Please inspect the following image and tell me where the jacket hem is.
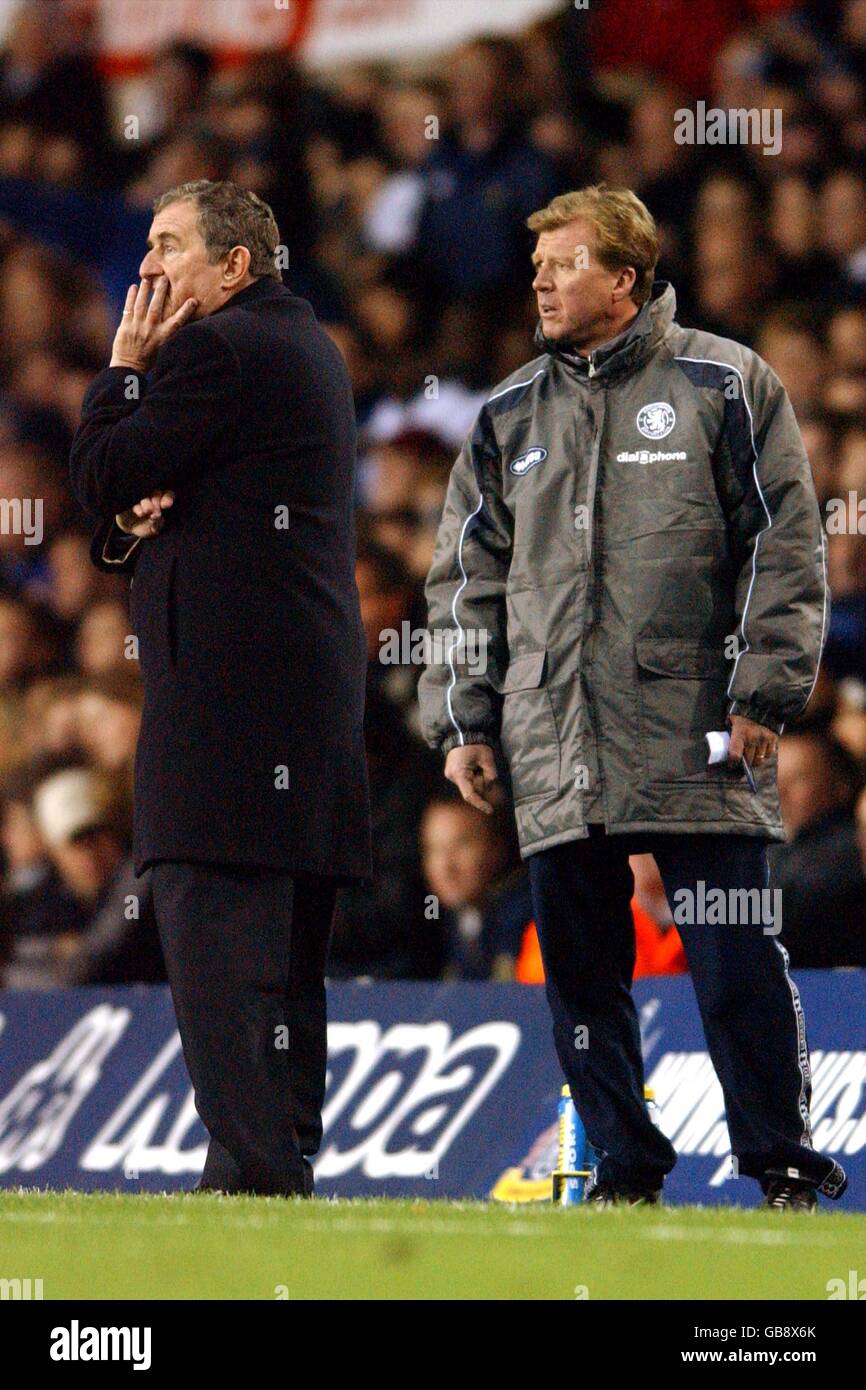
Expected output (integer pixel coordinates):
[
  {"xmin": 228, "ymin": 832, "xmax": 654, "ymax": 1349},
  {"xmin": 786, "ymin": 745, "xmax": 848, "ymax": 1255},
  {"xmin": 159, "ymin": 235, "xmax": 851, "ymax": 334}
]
[{"xmin": 520, "ymin": 817, "xmax": 783, "ymax": 858}]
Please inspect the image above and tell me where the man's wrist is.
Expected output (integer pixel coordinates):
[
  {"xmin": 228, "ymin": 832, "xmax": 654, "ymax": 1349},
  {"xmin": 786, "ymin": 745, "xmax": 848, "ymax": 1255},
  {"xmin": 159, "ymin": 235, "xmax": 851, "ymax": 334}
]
[
  {"xmin": 727, "ymin": 701, "xmax": 784, "ymax": 736},
  {"xmin": 109, "ymin": 357, "xmax": 148, "ymax": 372},
  {"xmin": 441, "ymin": 732, "xmax": 497, "ymax": 756},
  {"xmin": 102, "ymin": 528, "xmax": 141, "ymax": 564}
]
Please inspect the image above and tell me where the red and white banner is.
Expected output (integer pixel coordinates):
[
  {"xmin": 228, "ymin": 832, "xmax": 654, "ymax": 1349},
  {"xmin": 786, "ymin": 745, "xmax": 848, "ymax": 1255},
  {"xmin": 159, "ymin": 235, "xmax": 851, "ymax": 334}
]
[
  {"xmin": 299, "ymin": 0, "xmax": 563, "ymax": 67},
  {"xmin": 0, "ymin": 0, "xmax": 562, "ymax": 72}
]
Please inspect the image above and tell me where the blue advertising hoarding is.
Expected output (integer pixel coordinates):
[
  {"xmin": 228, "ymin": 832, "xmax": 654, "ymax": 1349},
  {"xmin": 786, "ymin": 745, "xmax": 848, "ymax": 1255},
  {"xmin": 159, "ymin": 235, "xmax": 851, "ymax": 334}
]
[{"xmin": 0, "ymin": 975, "xmax": 864, "ymax": 1206}]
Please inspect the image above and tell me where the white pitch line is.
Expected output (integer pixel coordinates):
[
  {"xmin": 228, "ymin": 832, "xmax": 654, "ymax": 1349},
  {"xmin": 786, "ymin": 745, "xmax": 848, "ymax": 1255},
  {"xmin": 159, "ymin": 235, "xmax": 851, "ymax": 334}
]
[{"xmin": 643, "ymin": 1224, "xmax": 848, "ymax": 1248}]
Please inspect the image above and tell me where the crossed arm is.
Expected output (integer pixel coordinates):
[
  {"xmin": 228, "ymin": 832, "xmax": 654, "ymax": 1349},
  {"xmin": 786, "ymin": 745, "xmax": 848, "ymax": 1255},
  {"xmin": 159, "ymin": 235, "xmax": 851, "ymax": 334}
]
[{"xmin": 72, "ymin": 277, "xmax": 240, "ymax": 570}]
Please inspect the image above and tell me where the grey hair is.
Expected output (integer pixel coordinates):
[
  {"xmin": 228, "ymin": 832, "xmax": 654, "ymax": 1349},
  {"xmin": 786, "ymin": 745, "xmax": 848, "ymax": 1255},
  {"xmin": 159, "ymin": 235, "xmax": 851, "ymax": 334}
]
[{"xmin": 152, "ymin": 180, "xmax": 282, "ymax": 281}]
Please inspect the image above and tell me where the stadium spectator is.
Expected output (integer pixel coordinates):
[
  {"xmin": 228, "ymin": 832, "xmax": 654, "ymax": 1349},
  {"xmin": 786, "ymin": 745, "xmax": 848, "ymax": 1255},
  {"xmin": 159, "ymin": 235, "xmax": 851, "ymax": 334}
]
[
  {"xmin": 74, "ymin": 598, "xmax": 132, "ymax": 677},
  {"xmin": 819, "ymin": 166, "xmax": 866, "ymax": 293},
  {"xmin": 833, "ymin": 677, "xmax": 866, "ymax": 761},
  {"xmin": 420, "ymin": 790, "xmax": 532, "ymax": 980},
  {"xmin": 73, "ymin": 672, "xmax": 142, "ymax": 777},
  {"xmin": 629, "ymin": 855, "xmax": 689, "ymax": 979},
  {"xmin": 356, "ymin": 539, "xmax": 422, "ymax": 737},
  {"xmin": 361, "ymin": 429, "xmax": 454, "ymax": 580},
  {"xmin": 0, "ymin": 760, "xmax": 85, "ymax": 983},
  {"xmin": 2, "ymin": 759, "xmax": 163, "ymax": 987},
  {"xmin": 828, "ymin": 304, "xmax": 866, "ymax": 372},
  {"xmin": 327, "ymin": 689, "xmax": 442, "ymax": 980},
  {"xmin": 125, "ymin": 41, "xmax": 214, "ymax": 167},
  {"xmin": 693, "ymin": 227, "xmax": 775, "ymax": 346},
  {"xmin": 18, "ymin": 673, "xmax": 84, "ymax": 762},
  {"xmin": 362, "ymin": 78, "xmax": 445, "ymax": 255},
  {"xmin": 768, "ymin": 175, "xmax": 844, "ymax": 305},
  {"xmin": 798, "ymin": 411, "xmax": 841, "ymax": 510},
  {"xmin": 771, "ymin": 731, "xmax": 866, "ymax": 967},
  {"xmin": 755, "ymin": 310, "xmax": 828, "ymax": 414},
  {"xmin": 8, "ymin": 342, "xmax": 106, "ymax": 434},
  {"xmin": 35, "ymin": 529, "xmax": 119, "ymax": 628},
  {"xmin": 483, "ymin": 853, "xmax": 688, "ymax": 987},
  {"xmin": 0, "ymin": 0, "xmax": 110, "ymax": 180},
  {"xmin": 823, "ymin": 429, "xmax": 866, "ymax": 683},
  {"xmin": 124, "ymin": 126, "xmax": 231, "ymax": 214},
  {"xmin": 409, "ymin": 36, "xmax": 562, "ymax": 313},
  {"xmin": 0, "ymin": 592, "xmax": 58, "ymax": 687}
]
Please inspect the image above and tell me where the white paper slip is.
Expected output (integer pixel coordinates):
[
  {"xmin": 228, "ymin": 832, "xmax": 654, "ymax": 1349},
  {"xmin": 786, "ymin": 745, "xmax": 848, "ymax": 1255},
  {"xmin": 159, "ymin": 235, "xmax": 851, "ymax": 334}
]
[{"xmin": 705, "ymin": 730, "xmax": 731, "ymax": 765}]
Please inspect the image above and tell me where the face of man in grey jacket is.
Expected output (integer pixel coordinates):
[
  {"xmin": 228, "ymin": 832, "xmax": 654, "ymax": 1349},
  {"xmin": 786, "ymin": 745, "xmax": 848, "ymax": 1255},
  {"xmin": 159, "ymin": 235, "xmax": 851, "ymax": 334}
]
[{"xmin": 531, "ymin": 218, "xmax": 639, "ymax": 353}]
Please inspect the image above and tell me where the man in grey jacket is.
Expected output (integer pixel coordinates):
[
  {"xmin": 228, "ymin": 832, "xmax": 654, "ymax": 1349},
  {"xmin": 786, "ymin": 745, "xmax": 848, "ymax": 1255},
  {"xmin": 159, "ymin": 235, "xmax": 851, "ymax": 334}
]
[{"xmin": 420, "ymin": 185, "xmax": 847, "ymax": 1209}]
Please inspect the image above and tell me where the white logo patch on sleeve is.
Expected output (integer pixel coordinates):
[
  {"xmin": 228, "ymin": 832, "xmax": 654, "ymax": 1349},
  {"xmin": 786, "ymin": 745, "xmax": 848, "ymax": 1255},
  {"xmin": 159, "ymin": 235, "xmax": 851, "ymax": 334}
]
[{"xmin": 509, "ymin": 447, "xmax": 548, "ymax": 476}]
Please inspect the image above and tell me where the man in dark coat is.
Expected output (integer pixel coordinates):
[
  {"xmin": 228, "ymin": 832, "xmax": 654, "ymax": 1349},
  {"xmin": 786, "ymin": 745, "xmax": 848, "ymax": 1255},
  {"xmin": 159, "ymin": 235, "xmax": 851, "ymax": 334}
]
[{"xmin": 69, "ymin": 180, "xmax": 371, "ymax": 1196}]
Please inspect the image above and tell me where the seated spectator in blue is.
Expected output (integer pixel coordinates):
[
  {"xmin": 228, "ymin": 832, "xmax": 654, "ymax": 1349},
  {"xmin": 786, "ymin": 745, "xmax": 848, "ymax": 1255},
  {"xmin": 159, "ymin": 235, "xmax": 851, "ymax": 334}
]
[
  {"xmin": 410, "ymin": 36, "xmax": 562, "ymax": 309},
  {"xmin": 823, "ymin": 424, "xmax": 866, "ymax": 682}
]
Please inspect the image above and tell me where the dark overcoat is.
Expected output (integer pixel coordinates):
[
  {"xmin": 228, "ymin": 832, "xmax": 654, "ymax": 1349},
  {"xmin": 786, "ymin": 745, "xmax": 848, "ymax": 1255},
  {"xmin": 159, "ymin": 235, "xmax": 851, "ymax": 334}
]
[{"xmin": 70, "ymin": 277, "xmax": 372, "ymax": 881}]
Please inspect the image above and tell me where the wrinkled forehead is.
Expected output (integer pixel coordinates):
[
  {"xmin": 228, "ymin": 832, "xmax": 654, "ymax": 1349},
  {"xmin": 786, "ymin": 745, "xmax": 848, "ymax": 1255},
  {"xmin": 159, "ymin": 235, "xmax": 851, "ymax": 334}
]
[
  {"xmin": 532, "ymin": 220, "xmax": 597, "ymax": 265},
  {"xmin": 146, "ymin": 199, "xmax": 201, "ymax": 248}
]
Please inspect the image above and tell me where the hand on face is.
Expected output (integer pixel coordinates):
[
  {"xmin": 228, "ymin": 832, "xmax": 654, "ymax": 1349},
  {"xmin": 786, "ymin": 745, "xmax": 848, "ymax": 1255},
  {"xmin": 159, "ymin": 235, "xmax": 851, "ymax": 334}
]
[{"xmin": 109, "ymin": 275, "xmax": 197, "ymax": 373}]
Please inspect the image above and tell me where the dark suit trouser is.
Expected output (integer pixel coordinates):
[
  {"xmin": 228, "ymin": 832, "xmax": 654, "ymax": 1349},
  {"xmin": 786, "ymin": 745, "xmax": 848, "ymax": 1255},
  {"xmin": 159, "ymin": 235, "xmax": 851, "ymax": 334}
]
[
  {"xmin": 150, "ymin": 861, "xmax": 337, "ymax": 1196},
  {"xmin": 528, "ymin": 828, "xmax": 847, "ymax": 1200}
]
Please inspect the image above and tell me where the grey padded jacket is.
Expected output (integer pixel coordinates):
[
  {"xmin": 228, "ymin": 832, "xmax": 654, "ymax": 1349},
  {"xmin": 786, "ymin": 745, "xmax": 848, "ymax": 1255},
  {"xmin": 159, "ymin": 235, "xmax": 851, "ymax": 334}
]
[{"xmin": 418, "ymin": 282, "xmax": 827, "ymax": 855}]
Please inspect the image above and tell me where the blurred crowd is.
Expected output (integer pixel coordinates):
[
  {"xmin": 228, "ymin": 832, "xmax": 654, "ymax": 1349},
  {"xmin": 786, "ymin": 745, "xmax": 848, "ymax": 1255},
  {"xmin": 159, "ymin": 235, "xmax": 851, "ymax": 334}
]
[{"xmin": 1, "ymin": 0, "xmax": 865, "ymax": 988}]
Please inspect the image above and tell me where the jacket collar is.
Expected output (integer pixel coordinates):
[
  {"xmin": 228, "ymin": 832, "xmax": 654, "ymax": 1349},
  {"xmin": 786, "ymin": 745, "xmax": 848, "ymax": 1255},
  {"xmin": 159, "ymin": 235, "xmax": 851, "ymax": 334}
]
[
  {"xmin": 210, "ymin": 276, "xmax": 288, "ymax": 314},
  {"xmin": 534, "ymin": 280, "xmax": 677, "ymax": 382}
]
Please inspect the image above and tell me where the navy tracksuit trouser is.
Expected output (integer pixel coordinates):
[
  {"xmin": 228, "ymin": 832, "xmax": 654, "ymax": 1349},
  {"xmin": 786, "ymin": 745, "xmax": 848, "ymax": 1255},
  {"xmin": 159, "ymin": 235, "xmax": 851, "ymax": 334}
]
[{"xmin": 528, "ymin": 828, "xmax": 847, "ymax": 1199}]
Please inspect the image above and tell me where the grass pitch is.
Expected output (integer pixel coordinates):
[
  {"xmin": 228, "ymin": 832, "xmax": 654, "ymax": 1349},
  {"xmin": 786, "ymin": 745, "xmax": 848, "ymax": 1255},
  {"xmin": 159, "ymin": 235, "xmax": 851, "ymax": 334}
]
[{"xmin": 1, "ymin": 1190, "xmax": 863, "ymax": 1300}]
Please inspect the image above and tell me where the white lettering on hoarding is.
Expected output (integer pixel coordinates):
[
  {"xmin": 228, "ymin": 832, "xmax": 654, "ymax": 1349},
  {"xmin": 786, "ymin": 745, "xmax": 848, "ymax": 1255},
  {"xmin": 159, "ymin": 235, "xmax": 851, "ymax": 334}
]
[{"xmin": 0, "ymin": 1007, "xmax": 130, "ymax": 1172}]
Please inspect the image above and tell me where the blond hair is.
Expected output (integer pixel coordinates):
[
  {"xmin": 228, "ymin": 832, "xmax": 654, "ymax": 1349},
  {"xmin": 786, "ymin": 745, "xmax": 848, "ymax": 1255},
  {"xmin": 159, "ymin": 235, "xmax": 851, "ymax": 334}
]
[{"xmin": 527, "ymin": 185, "xmax": 660, "ymax": 305}]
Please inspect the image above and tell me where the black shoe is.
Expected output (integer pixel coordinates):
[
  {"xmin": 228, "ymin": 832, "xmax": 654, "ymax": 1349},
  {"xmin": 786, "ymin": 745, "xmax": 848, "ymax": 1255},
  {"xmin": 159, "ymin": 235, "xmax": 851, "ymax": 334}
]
[
  {"xmin": 760, "ymin": 1176, "xmax": 818, "ymax": 1212},
  {"xmin": 584, "ymin": 1182, "xmax": 662, "ymax": 1207},
  {"xmin": 192, "ymin": 1180, "xmax": 308, "ymax": 1197}
]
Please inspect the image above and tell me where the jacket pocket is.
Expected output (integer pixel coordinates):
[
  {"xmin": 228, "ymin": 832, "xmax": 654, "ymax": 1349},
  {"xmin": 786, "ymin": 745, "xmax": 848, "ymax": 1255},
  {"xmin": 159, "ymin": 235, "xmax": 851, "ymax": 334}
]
[
  {"xmin": 498, "ymin": 649, "xmax": 560, "ymax": 802},
  {"xmin": 635, "ymin": 638, "xmax": 731, "ymax": 783}
]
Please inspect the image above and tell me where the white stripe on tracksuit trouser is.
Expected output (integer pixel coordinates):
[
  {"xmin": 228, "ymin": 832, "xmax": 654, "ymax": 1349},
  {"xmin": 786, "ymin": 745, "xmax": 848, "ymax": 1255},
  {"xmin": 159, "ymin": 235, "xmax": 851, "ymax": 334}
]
[{"xmin": 528, "ymin": 828, "xmax": 848, "ymax": 1199}]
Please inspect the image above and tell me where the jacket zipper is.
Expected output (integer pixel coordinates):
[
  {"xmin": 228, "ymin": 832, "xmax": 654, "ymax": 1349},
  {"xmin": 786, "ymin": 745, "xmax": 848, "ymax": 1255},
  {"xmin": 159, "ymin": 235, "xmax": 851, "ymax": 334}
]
[{"xmin": 582, "ymin": 379, "xmax": 607, "ymax": 825}]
